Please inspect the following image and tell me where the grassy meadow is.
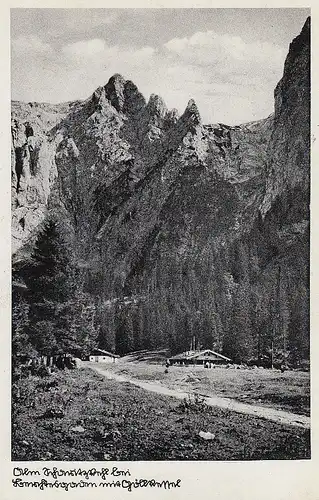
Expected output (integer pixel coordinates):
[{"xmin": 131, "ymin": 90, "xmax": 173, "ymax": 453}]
[{"xmin": 12, "ymin": 367, "xmax": 310, "ymax": 461}]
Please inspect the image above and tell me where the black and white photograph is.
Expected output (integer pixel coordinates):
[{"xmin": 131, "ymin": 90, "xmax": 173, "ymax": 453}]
[{"xmin": 11, "ymin": 8, "xmax": 310, "ymax": 463}]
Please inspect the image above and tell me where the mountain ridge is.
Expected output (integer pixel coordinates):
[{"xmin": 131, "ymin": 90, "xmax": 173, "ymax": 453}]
[{"xmin": 12, "ymin": 17, "xmax": 310, "ymax": 363}]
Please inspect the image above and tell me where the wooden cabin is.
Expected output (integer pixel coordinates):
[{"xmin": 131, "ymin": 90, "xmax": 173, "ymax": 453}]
[
  {"xmin": 169, "ymin": 349, "xmax": 231, "ymax": 366},
  {"xmin": 89, "ymin": 348, "xmax": 120, "ymax": 363}
]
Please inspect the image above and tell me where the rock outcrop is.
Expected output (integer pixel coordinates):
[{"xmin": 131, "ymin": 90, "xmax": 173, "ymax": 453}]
[{"xmin": 261, "ymin": 16, "xmax": 310, "ymax": 220}]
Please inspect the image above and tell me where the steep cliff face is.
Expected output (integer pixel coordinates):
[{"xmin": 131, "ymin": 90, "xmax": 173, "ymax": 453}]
[
  {"xmin": 261, "ymin": 16, "xmax": 310, "ymax": 226},
  {"xmin": 256, "ymin": 17, "xmax": 310, "ymax": 277},
  {"xmin": 11, "ymin": 100, "xmax": 80, "ymax": 254},
  {"xmin": 11, "ymin": 18, "xmax": 310, "ymax": 362}
]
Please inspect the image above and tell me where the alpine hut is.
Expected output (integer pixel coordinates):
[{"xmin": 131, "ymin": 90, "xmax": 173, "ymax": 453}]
[
  {"xmin": 169, "ymin": 349, "xmax": 231, "ymax": 366},
  {"xmin": 89, "ymin": 348, "xmax": 120, "ymax": 364}
]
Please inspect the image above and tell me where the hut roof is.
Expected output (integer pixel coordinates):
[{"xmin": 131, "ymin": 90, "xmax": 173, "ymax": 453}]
[
  {"xmin": 170, "ymin": 349, "xmax": 231, "ymax": 362},
  {"xmin": 91, "ymin": 348, "xmax": 120, "ymax": 358}
]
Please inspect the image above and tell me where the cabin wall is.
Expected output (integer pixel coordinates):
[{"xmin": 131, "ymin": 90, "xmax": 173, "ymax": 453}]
[
  {"xmin": 89, "ymin": 355, "xmax": 117, "ymax": 363},
  {"xmin": 170, "ymin": 358, "xmax": 227, "ymax": 365},
  {"xmin": 192, "ymin": 358, "xmax": 226, "ymax": 365}
]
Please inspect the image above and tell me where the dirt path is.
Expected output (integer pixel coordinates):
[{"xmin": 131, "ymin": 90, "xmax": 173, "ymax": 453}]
[{"xmin": 85, "ymin": 363, "xmax": 310, "ymax": 429}]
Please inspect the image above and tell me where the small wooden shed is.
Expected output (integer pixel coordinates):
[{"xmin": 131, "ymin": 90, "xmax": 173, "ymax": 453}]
[
  {"xmin": 169, "ymin": 349, "xmax": 231, "ymax": 366},
  {"xmin": 89, "ymin": 348, "xmax": 120, "ymax": 364}
]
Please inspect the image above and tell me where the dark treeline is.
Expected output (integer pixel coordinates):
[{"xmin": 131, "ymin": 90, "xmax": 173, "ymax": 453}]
[
  {"xmin": 93, "ymin": 216, "xmax": 309, "ymax": 367},
  {"xmin": 12, "ymin": 208, "xmax": 309, "ymax": 369}
]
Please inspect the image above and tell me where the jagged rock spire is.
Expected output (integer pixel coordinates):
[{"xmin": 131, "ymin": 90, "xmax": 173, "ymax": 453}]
[
  {"xmin": 104, "ymin": 74, "xmax": 146, "ymax": 115},
  {"xmin": 104, "ymin": 74, "xmax": 126, "ymax": 112},
  {"xmin": 147, "ymin": 94, "xmax": 168, "ymax": 118},
  {"xmin": 123, "ymin": 80, "xmax": 146, "ymax": 115},
  {"xmin": 181, "ymin": 99, "xmax": 201, "ymax": 127}
]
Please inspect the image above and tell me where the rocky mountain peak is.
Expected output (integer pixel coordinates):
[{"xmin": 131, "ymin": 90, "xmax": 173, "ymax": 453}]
[
  {"xmin": 274, "ymin": 16, "xmax": 310, "ymax": 116},
  {"xmin": 104, "ymin": 74, "xmax": 146, "ymax": 115},
  {"xmin": 147, "ymin": 94, "xmax": 168, "ymax": 119},
  {"xmin": 104, "ymin": 74, "xmax": 126, "ymax": 112},
  {"xmin": 123, "ymin": 80, "xmax": 146, "ymax": 115},
  {"xmin": 287, "ymin": 16, "xmax": 310, "ymax": 64},
  {"xmin": 181, "ymin": 99, "xmax": 201, "ymax": 126}
]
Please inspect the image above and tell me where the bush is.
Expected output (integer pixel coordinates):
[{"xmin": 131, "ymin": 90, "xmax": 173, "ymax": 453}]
[{"xmin": 177, "ymin": 393, "xmax": 207, "ymax": 413}]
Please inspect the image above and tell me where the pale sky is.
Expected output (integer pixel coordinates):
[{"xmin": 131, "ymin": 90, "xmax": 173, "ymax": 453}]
[{"xmin": 11, "ymin": 8, "xmax": 309, "ymax": 125}]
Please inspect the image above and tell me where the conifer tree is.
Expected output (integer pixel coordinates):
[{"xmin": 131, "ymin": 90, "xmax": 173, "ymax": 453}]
[
  {"xmin": 223, "ymin": 284, "xmax": 254, "ymax": 363},
  {"xmin": 20, "ymin": 218, "xmax": 98, "ymax": 358},
  {"xmin": 23, "ymin": 218, "xmax": 76, "ymax": 355},
  {"xmin": 12, "ymin": 293, "xmax": 35, "ymax": 361}
]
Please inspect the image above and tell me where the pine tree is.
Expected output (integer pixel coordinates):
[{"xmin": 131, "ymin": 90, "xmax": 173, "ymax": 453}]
[
  {"xmin": 23, "ymin": 218, "xmax": 77, "ymax": 356},
  {"xmin": 223, "ymin": 283, "xmax": 254, "ymax": 363},
  {"xmin": 12, "ymin": 293, "xmax": 35, "ymax": 361},
  {"xmin": 66, "ymin": 292, "xmax": 99, "ymax": 357},
  {"xmin": 26, "ymin": 219, "xmax": 75, "ymax": 304}
]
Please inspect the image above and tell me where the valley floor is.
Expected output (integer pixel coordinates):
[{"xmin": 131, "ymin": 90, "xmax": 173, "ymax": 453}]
[
  {"xmin": 87, "ymin": 358, "xmax": 310, "ymax": 417},
  {"xmin": 12, "ymin": 367, "xmax": 310, "ymax": 461},
  {"xmin": 86, "ymin": 362, "xmax": 310, "ymax": 429}
]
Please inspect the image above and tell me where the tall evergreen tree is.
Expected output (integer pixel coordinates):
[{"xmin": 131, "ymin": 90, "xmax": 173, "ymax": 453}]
[
  {"xmin": 23, "ymin": 219, "xmax": 76, "ymax": 356},
  {"xmin": 12, "ymin": 291, "xmax": 35, "ymax": 361},
  {"xmin": 223, "ymin": 284, "xmax": 254, "ymax": 363},
  {"xmin": 26, "ymin": 219, "xmax": 75, "ymax": 304},
  {"xmin": 19, "ymin": 218, "xmax": 98, "ymax": 358}
]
